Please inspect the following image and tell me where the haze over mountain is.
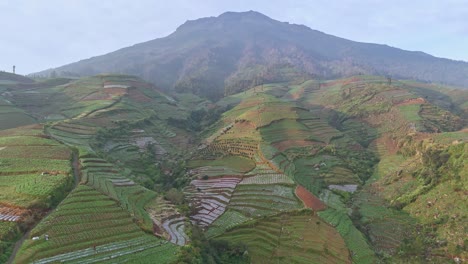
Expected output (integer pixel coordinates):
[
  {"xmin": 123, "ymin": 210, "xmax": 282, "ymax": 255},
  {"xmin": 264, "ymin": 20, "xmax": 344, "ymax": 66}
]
[{"xmin": 36, "ymin": 11, "xmax": 468, "ymax": 99}]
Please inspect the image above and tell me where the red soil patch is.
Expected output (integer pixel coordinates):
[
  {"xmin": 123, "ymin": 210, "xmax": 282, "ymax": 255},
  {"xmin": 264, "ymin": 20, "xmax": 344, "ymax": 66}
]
[
  {"xmin": 289, "ymin": 88, "xmax": 305, "ymax": 100},
  {"xmin": 232, "ymin": 120, "xmax": 256, "ymax": 130},
  {"xmin": 153, "ymin": 222, "xmax": 164, "ymax": 237},
  {"xmin": 127, "ymin": 88, "xmax": 152, "ymax": 102},
  {"xmin": 295, "ymin": 185, "xmax": 326, "ymax": 211},
  {"xmin": 376, "ymin": 135, "xmax": 399, "ymax": 155},
  {"xmin": 103, "ymin": 87, "xmax": 127, "ymax": 96}
]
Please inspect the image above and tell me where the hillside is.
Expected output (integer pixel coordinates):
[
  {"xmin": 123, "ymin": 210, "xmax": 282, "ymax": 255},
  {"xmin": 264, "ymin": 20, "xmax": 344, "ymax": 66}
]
[
  {"xmin": 34, "ymin": 11, "xmax": 468, "ymax": 100},
  {"xmin": 0, "ymin": 74, "xmax": 466, "ymax": 263},
  {"xmin": 0, "ymin": 72, "xmax": 34, "ymax": 85}
]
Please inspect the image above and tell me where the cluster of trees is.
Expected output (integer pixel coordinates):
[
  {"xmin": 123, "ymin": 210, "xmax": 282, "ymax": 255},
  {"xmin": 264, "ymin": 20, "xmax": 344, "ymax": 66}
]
[
  {"xmin": 169, "ymin": 107, "xmax": 224, "ymax": 132},
  {"xmin": 177, "ymin": 226, "xmax": 249, "ymax": 264}
]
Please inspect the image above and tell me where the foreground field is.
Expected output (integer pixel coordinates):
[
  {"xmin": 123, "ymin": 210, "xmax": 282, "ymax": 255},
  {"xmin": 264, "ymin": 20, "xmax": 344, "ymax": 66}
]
[
  {"xmin": 15, "ymin": 185, "xmax": 179, "ymax": 264},
  {"xmin": 218, "ymin": 211, "xmax": 351, "ymax": 263},
  {"xmin": 0, "ymin": 125, "xmax": 74, "ymax": 263}
]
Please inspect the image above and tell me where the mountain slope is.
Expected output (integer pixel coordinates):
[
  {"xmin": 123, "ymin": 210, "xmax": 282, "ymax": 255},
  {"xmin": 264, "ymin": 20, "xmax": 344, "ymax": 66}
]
[
  {"xmin": 0, "ymin": 72, "xmax": 34, "ymax": 84},
  {"xmin": 1, "ymin": 73, "xmax": 467, "ymax": 263},
  {"xmin": 35, "ymin": 11, "xmax": 468, "ymax": 100}
]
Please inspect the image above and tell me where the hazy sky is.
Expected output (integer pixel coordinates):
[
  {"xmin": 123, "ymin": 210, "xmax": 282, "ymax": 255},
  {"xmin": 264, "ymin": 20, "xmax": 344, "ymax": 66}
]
[{"xmin": 1, "ymin": 0, "xmax": 467, "ymax": 74}]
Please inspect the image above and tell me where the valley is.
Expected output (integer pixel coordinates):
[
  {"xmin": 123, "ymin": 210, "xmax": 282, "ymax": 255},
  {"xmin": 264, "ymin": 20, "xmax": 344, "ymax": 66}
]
[{"xmin": 0, "ymin": 71, "xmax": 466, "ymax": 263}]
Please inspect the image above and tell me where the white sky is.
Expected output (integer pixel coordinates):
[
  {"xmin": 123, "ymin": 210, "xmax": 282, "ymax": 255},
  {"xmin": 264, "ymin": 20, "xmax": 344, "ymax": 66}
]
[{"xmin": 1, "ymin": 0, "xmax": 467, "ymax": 74}]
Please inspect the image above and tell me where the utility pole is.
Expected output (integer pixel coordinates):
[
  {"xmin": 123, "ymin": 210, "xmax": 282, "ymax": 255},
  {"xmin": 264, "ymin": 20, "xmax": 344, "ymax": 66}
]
[{"xmin": 13, "ymin": 65, "xmax": 15, "ymax": 74}]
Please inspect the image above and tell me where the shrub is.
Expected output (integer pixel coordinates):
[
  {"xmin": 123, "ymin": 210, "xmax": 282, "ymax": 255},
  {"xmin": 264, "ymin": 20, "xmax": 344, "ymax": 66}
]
[{"xmin": 165, "ymin": 188, "xmax": 185, "ymax": 205}]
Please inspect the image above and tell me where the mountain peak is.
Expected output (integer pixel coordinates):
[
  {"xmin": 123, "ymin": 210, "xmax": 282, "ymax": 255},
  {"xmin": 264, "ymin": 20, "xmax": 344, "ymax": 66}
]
[
  {"xmin": 218, "ymin": 10, "xmax": 272, "ymax": 20},
  {"xmin": 175, "ymin": 10, "xmax": 276, "ymax": 33}
]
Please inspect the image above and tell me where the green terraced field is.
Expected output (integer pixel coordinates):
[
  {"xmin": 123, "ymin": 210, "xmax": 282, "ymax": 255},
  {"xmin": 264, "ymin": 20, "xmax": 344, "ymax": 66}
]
[
  {"xmin": 219, "ymin": 212, "xmax": 351, "ymax": 263},
  {"xmin": 187, "ymin": 155, "xmax": 256, "ymax": 173},
  {"xmin": 0, "ymin": 127, "xmax": 73, "ymax": 208},
  {"xmin": 228, "ymin": 184, "xmax": 301, "ymax": 217},
  {"xmin": 14, "ymin": 185, "xmax": 178, "ymax": 264}
]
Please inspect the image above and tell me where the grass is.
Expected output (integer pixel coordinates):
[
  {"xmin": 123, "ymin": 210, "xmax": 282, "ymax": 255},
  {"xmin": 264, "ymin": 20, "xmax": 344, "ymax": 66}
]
[
  {"xmin": 398, "ymin": 104, "xmax": 422, "ymax": 122},
  {"xmin": 0, "ymin": 221, "xmax": 19, "ymax": 264}
]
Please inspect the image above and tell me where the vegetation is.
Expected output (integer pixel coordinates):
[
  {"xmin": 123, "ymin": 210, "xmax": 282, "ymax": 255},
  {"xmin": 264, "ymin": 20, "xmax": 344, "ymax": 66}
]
[
  {"xmin": 0, "ymin": 72, "xmax": 466, "ymax": 263},
  {"xmin": 15, "ymin": 185, "xmax": 179, "ymax": 264},
  {"xmin": 218, "ymin": 211, "xmax": 350, "ymax": 263}
]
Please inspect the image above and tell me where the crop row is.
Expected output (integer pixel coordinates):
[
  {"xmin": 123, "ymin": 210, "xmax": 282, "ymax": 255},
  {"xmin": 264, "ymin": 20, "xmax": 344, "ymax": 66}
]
[
  {"xmin": 0, "ymin": 145, "xmax": 70, "ymax": 160},
  {"xmin": 185, "ymin": 177, "xmax": 241, "ymax": 227},
  {"xmin": 239, "ymin": 174, "xmax": 294, "ymax": 185},
  {"xmin": 228, "ymin": 184, "xmax": 301, "ymax": 218},
  {"xmin": 161, "ymin": 216, "xmax": 188, "ymax": 246},
  {"xmin": 15, "ymin": 185, "xmax": 169, "ymax": 263},
  {"xmin": 218, "ymin": 213, "xmax": 350, "ymax": 263},
  {"xmin": 205, "ymin": 210, "xmax": 250, "ymax": 238},
  {"xmin": 0, "ymin": 130, "xmax": 73, "ymax": 209}
]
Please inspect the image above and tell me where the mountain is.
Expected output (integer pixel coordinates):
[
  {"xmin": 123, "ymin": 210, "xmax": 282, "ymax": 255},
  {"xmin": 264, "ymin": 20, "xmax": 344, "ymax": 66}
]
[{"xmin": 34, "ymin": 11, "xmax": 468, "ymax": 99}]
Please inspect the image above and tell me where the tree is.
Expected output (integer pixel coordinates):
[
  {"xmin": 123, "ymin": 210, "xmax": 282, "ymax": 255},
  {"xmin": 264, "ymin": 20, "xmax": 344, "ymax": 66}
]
[
  {"xmin": 50, "ymin": 70, "xmax": 57, "ymax": 78},
  {"xmin": 164, "ymin": 188, "xmax": 185, "ymax": 205}
]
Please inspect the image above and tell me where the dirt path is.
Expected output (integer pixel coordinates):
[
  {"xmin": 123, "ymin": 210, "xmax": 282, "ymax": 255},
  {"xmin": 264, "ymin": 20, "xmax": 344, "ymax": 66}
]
[{"xmin": 7, "ymin": 152, "xmax": 80, "ymax": 264}]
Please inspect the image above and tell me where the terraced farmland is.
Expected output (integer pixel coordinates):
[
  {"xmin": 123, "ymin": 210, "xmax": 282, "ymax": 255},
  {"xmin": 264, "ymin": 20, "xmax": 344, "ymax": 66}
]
[
  {"xmin": 239, "ymin": 173, "xmax": 293, "ymax": 185},
  {"xmin": 0, "ymin": 97, "xmax": 37, "ymax": 130},
  {"xmin": 228, "ymin": 184, "xmax": 301, "ymax": 218},
  {"xmin": 1, "ymin": 72, "xmax": 466, "ymax": 263},
  {"xmin": 47, "ymin": 121, "xmax": 97, "ymax": 148},
  {"xmin": 14, "ymin": 185, "xmax": 178, "ymax": 264},
  {"xmin": 218, "ymin": 212, "xmax": 351, "ymax": 263},
  {"xmin": 0, "ymin": 126, "xmax": 73, "ymax": 209},
  {"xmin": 199, "ymin": 138, "xmax": 259, "ymax": 159},
  {"xmin": 81, "ymin": 157, "xmax": 156, "ymax": 232},
  {"xmin": 185, "ymin": 177, "xmax": 241, "ymax": 227},
  {"xmin": 145, "ymin": 196, "xmax": 189, "ymax": 246}
]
